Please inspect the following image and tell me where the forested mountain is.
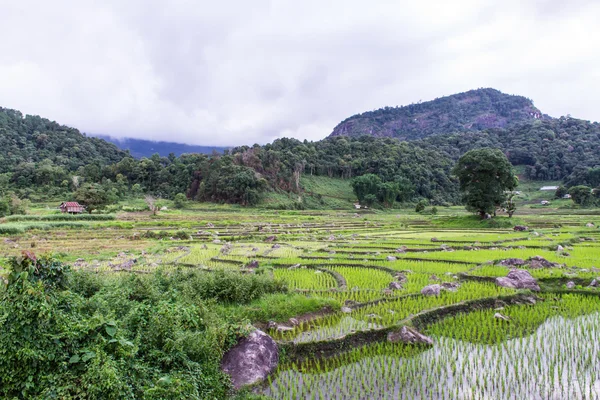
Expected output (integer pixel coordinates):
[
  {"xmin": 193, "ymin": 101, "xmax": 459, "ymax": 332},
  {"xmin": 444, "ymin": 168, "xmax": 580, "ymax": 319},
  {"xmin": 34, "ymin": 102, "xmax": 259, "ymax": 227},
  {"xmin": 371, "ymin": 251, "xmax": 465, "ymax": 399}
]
[
  {"xmin": 416, "ymin": 117, "xmax": 600, "ymax": 183},
  {"xmin": 330, "ymin": 88, "xmax": 546, "ymax": 140},
  {"xmin": 0, "ymin": 107, "xmax": 126, "ymax": 172},
  {"xmin": 94, "ymin": 135, "xmax": 228, "ymax": 158}
]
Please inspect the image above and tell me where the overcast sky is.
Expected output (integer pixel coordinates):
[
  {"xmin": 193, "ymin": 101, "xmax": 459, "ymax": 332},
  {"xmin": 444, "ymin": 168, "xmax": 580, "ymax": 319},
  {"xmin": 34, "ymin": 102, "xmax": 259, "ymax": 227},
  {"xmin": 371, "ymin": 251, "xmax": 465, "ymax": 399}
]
[{"xmin": 1, "ymin": 0, "xmax": 599, "ymax": 146}]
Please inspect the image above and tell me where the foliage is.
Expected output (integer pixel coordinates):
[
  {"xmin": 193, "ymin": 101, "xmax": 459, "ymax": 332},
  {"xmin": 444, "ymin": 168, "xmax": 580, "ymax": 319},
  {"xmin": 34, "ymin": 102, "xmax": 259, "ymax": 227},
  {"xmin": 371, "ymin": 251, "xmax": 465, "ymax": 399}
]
[
  {"xmin": 415, "ymin": 199, "xmax": 428, "ymax": 213},
  {"xmin": 555, "ymin": 186, "xmax": 568, "ymax": 199},
  {"xmin": 74, "ymin": 183, "xmax": 110, "ymax": 213},
  {"xmin": 569, "ymin": 185, "xmax": 593, "ymax": 206},
  {"xmin": 453, "ymin": 148, "xmax": 517, "ymax": 217},
  {"xmin": 173, "ymin": 193, "xmax": 187, "ymax": 209},
  {"xmin": 0, "ymin": 255, "xmax": 293, "ymax": 399}
]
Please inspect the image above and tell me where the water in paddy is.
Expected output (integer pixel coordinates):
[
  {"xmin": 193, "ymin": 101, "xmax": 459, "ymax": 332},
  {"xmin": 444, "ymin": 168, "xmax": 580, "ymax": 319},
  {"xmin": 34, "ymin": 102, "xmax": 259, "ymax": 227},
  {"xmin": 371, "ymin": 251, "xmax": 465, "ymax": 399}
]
[{"xmin": 263, "ymin": 313, "xmax": 600, "ymax": 399}]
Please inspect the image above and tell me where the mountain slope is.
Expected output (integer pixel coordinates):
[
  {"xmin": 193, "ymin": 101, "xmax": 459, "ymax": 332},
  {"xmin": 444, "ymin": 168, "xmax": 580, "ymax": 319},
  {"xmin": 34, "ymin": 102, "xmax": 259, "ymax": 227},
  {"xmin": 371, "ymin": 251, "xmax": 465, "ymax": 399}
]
[
  {"xmin": 95, "ymin": 135, "xmax": 228, "ymax": 158},
  {"xmin": 0, "ymin": 107, "xmax": 126, "ymax": 172},
  {"xmin": 330, "ymin": 88, "xmax": 546, "ymax": 140}
]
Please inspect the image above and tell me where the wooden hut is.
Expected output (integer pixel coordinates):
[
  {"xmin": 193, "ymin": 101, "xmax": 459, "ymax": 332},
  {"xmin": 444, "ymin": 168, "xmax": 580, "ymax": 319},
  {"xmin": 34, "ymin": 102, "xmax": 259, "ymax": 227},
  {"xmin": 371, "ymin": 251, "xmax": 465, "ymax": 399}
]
[{"xmin": 59, "ymin": 202, "xmax": 85, "ymax": 214}]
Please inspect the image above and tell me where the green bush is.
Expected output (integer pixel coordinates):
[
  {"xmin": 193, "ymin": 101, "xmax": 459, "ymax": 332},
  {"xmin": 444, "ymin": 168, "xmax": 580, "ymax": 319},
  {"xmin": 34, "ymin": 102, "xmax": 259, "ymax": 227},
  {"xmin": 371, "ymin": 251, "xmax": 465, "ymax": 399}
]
[{"xmin": 0, "ymin": 256, "xmax": 289, "ymax": 398}]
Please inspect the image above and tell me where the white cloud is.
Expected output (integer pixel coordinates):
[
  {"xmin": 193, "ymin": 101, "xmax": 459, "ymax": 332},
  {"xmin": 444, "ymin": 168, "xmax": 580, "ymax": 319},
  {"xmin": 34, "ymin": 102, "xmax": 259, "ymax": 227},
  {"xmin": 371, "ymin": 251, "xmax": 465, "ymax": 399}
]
[{"xmin": 0, "ymin": 0, "xmax": 598, "ymax": 146}]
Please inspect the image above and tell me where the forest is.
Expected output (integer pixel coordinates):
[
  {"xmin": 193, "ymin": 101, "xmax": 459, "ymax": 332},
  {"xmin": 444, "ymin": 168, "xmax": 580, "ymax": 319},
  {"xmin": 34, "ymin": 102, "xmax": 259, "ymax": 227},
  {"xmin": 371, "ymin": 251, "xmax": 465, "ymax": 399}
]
[{"xmin": 1, "ymin": 104, "xmax": 600, "ymax": 210}]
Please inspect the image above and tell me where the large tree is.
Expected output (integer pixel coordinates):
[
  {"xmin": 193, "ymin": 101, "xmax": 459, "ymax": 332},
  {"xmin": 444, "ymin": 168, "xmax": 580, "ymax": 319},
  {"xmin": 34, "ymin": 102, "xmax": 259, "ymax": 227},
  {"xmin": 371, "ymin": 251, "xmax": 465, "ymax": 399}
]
[
  {"xmin": 74, "ymin": 183, "xmax": 110, "ymax": 213},
  {"xmin": 452, "ymin": 148, "xmax": 517, "ymax": 218}
]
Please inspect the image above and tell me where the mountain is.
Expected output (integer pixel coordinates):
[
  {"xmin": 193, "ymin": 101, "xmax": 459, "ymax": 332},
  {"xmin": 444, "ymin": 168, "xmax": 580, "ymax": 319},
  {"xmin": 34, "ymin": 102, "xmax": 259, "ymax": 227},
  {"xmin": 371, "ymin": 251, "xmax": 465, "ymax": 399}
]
[
  {"xmin": 0, "ymin": 107, "xmax": 126, "ymax": 173},
  {"xmin": 95, "ymin": 135, "xmax": 229, "ymax": 158},
  {"xmin": 329, "ymin": 88, "xmax": 547, "ymax": 140}
]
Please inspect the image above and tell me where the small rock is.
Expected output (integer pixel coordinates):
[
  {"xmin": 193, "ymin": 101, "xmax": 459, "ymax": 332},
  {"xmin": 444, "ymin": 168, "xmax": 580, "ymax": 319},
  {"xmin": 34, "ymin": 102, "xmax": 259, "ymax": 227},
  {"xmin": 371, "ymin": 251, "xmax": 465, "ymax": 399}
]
[
  {"xmin": 499, "ymin": 258, "xmax": 526, "ymax": 267},
  {"xmin": 586, "ymin": 223, "xmax": 595, "ymax": 228},
  {"xmin": 494, "ymin": 313, "xmax": 511, "ymax": 321},
  {"xmin": 264, "ymin": 236, "xmax": 276, "ymax": 243},
  {"xmin": 566, "ymin": 281, "xmax": 575, "ymax": 289},
  {"xmin": 389, "ymin": 281, "xmax": 403, "ymax": 290},
  {"xmin": 341, "ymin": 306, "xmax": 352, "ymax": 313},
  {"xmin": 513, "ymin": 225, "xmax": 528, "ymax": 232},
  {"xmin": 421, "ymin": 284, "xmax": 442, "ymax": 296},
  {"xmin": 288, "ymin": 318, "xmax": 299, "ymax": 326},
  {"xmin": 272, "ymin": 244, "xmax": 281, "ymax": 249},
  {"xmin": 386, "ymin": 256, "xmax": 397, "ymax": 261},
  {"xmin": 431, "ymin": 237, "xmax": 438, "ymax": 242},
  {"xmin": 246, "ymin": 260, "xmax": 259, "ymax": 269},
  {"xmin": 387, "ymin": 326, "xmax": 433, "ymax": 345}
]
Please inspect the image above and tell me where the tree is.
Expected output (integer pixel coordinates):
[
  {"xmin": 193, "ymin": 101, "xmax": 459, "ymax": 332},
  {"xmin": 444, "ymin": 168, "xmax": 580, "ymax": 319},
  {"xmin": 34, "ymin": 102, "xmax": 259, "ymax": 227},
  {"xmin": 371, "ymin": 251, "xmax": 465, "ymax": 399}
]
[
  {"xmin": 351, "ymin": 174, "xmax": 382, "ymax": 204},
  {"xmin": 504, "ymin": 193, "xmax": 517, "ymax": 218},
  {"xmin": 452, "ymin": 148, "xmax": 517, "ymax": 218},
  {"xmin": 173, "ymin": 193, "xmax": 187, "ymax": 209},
  {"xmin": 74, "ymin": 183, "xmax": 109, "ymax": 213},
  {"xmin": 415, "ymin": 199, "xmax": 428, "ymax": 213},
  {"xmin": 377, "ymin": 182, "xmax": 400, "ymax": 208},
  {"xmin": 145, "ymin": 195, "xmax": 159, "ymax": 215},
  {"xmin": 569, "ymin": 185, "xmax": 593, "ymax": 206}
]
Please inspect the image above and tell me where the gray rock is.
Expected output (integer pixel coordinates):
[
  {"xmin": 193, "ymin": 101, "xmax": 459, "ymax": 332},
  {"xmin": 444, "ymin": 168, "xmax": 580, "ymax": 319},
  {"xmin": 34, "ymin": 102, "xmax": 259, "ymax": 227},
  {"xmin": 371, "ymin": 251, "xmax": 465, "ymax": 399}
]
[
  {"xmin": 246, "ymin": 260, "xmax": 259, "ymax": 269},
  {"xmin": 513, "ymin": 225, "xmax": 528, "ymax": 231},
  {"xmin": 495, "ymin": 269, "xmax": 540, "ymax": 291},
  {"xmin": 288, "ymin": 318, "xmax": 299, "ymax": 326},
  {"xmin": 386, "ymin": 256, "xmax": 397, "ymax": 261},
  {"xmin": 566, "ymin": 281, "xmax": 576, "ymax": 289},
  {"xmin": 387, "ymin": 326, "xmax": 433, "ymax": 345},
  {"xmin": 589, "ymin": 279, "xmax": 599, "ymax": 288},
  {"xmin": 498, "ymin": 258, "xmax": 526, "ymax": 267},
  {"xmin": 421, "ymin": 284, "xmax": 442, "ymax": 296},
  {"xmin": 528, "ymin": 255, "xmax": 559, "ymax": 269},
  {"xmin": 389, "ymin": 281, "xmax": 403, "ymax": 290},
  {"xmin": 494, "ymin": 312, "xmax": 511, "ymax": 321},
  {"xmin": 221, "ymin": 330, "xmax": 278, "ymax": 389},
  {"xmin": 341, "ymin": 306, "xmax": 352, "ymax": 313},
  {"xmin": 395, "ymin": 246, "xmax": 407, "ymax": 253},
  {"xmin": 441, "ymin": 282, "xmax": 460, "ymax": 292},
  {"xmin": 586, "ymin": 223, "xmax": 595, "ymax": 228}
]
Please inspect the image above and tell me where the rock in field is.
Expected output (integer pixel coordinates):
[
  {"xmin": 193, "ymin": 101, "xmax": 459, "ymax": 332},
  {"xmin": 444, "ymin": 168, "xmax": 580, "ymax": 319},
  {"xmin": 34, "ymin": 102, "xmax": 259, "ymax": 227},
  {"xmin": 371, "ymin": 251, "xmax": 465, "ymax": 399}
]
[
  {"xmin": 513, "ymin": 225, "xmax": 528, "ymax": 231},
  {"xmin": 421, "ymin": 284, "xmax": 442, "ymax": 296},
  {"xmin": 386, "ymin": 256, "xmax": 397, "ymax": 261},
  {"xmin": 341, "ymin": 306, "xmax": 352, "ymax": 313},
  {"xmin": 566, "ymin": 281, "xmax": 576, "ymax": 289},
  {"xmin": 245, "ymin": 260, "xmax": 259, "ymax": 269},
  {"xmin": 389, "ymin": 281, "xmax": 403, "ymax": 290},
  {"xmin": 498, "ymin": 258, "xmax": 526, "ymax": 267},
  {"xmin": 495, "ymin": 269, "xmax": 540, "ymax": 291},
  {"xmin": 221, "ymin": 330, "xmax": 278, "ymax": 389},
  {"xmin": 387, "ymin": 326, "xmax": 433, "ymax": 345},
  {"xmin": 494, "ymin": 312, "xmax": 511, "ymax": 321},
  {"xmin": 528, "ymin": 255, "xmax": 560, "ymax": 269}
]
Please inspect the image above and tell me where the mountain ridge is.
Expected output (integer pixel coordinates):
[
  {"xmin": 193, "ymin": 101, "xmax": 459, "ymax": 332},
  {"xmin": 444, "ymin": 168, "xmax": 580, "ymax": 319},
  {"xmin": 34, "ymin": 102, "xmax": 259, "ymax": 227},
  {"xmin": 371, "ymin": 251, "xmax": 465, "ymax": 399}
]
[{"xmin": 329, "ymin": 88, "xmax": 550, "ymax": 140}]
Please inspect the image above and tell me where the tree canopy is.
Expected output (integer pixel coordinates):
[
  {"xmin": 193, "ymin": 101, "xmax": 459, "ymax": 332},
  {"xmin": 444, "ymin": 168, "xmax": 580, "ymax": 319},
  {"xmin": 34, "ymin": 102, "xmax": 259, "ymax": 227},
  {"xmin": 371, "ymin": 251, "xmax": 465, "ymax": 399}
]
[{"xmin": 452, "ymin": 148, "xmax": 518, "ymax": 217}]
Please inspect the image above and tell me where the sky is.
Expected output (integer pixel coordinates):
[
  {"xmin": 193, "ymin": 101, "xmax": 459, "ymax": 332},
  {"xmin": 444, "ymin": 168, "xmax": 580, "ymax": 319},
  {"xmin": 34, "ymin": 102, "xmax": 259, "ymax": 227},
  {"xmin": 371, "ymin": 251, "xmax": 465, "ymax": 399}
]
[{"xmin": 1, "ymin": 0, "xmax": 599, "ymax": 146}]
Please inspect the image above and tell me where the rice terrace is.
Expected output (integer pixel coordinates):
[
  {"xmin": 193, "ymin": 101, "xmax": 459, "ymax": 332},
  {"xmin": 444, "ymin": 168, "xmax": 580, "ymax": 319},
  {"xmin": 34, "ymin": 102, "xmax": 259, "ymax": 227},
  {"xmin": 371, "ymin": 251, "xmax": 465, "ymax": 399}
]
[
  {"xmin": 2, "ymin": 197, "xmax": 600, "ymax": 399},
  {"xmin": 3, "ymin": 3, "xmax": 600, "ymax": 397}
]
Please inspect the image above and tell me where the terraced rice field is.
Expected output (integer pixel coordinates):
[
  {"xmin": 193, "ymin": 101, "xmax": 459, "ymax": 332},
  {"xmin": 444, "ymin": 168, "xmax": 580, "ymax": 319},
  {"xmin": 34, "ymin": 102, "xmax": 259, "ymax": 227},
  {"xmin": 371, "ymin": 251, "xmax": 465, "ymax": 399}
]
[{"xmin": 1, "ymin": 208, "xmax": 600, "ymax": 398}]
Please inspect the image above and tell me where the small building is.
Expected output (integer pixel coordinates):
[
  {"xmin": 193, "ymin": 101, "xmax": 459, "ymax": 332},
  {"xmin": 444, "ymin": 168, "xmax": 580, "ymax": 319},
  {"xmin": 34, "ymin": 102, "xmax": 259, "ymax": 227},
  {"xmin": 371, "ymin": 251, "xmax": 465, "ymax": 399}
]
[
  {"xmin": 540, "ymin": 186, "xmax": 559, "ymax": 191},
  {"xmin": 59, "ymin": 202, "xmax": 85, "ymax": 214},
  {"xmin": 354, "ymin": 203, "xmax": 361, "ymax": 209}
]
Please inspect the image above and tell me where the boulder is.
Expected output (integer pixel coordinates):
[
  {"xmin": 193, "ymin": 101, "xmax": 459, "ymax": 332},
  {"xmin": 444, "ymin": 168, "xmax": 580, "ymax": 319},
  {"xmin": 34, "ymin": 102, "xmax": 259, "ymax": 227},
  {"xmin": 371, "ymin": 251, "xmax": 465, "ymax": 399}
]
[
  {"xmin": 498, "ymin": 258, "xmax": 526, "ymax": 267},
  {"xmin": 566, "ymin": 281, "xmax": 576, "ymax": 289},
  {"xmin": 495, "ymin": 269, "xmax": 540, "ymax": 291},
  {"xmin": 513, "ymin": 225, "xmax": 528, "ymax": 232},
  {"xmin": 395, "ymin": 273, "xmax": 408, "ymax": 283},
  {"xmin": 589, "ymin": 279, "xmax": 599, "ymax": 288},
  {"xmin": 586, "ymin": 223, "xmax": 595, "ymax": 228},
  {"xmin": 395, "ymin": 246, "xmax": 407, "ymax": 253},
  {"xmin": 421, "ymin": 284, "xmax": 442, "ymax": 296},
  {"xmin": 528, "ymin": 256, "xmax": 559, "ymax": 269},
  {"xmin": 207, "ymin": 223, "xmax": 215, "ymax": 228},
  {"xmin": 272, "ymin": 244, "xmax": 281, "ymax": 249},
  {"xmin": 221, "ymin": 330, "xmax": 278, "ymax": 389},
  {"xmin": 386, "ymin": 256, "xmax": 397, "ymax": 261},
  {"xmin": 389, "ymin": 281, "xmax": 403, "ymax": 290},
  {"xmin": 387, "ymin": 326, "xmax": 433, "ymax": 345},
  {"xmin": 341, "ymin": 306, "xmax": 352, "ymax": 313},
  {"xmin": 264, "ymin": 236, "xmax": 276, "ymax": 242},
  {"xmin": 246, "ymin": 260, "xmax": 259, "ymax": 269}
]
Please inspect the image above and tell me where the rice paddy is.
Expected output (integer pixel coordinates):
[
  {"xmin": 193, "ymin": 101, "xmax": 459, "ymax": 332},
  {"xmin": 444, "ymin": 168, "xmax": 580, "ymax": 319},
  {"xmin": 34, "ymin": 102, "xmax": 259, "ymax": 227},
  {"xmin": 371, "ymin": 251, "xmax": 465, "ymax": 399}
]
[{"xmin": 1, "ymin": 205, "xmax": 600, "ymax": 398}]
